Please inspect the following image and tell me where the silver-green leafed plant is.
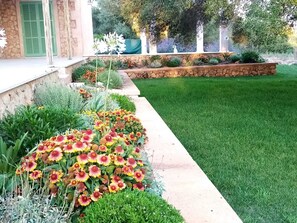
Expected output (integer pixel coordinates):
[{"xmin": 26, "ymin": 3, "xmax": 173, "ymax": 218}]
[{"xmin": 84, "ymin": 91, "xmax": 119, "ymax": 111}]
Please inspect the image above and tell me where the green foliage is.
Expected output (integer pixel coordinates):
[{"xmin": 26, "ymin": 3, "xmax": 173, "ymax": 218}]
[
  {"xmin": 34, "ymin": 83, "xmax": 85, "ymax": 113},
  {"xmin": 92, "ymin": 0, "xmax": 137, "ymax": 38},
  {"xmin": 84, "ymin": 92, "xmax": 120, "ymax": 111},
  {"xmin": 109, "ymin": 60, "xmax": 123, "ymax": 70},
  {"xmin": 166, "ymin": 57, "xmax": 182, "ymax": 67},
  {"xmin": 72, "ymin": 64, "xmax": 96, "ymax": 82},
  {"xmin": 110, "ymin": 93, "xmax": 136, "ymax": 113},
  {"xmin": 209, "ymin": 58, "xmax": 219, "ymax": 65},
  {"xmin": 149, "ymin": 60, "xmax": 163, "ymax": 68},
  {"xmin": 0, "ymin": 177, "xmax": 69, "ymax": 223},
  {"xmin": 193, "ymin": 59, "xmax": 204, "ymax": 66},
  {"xmin": 241, "ymin": 51, "xmax": 261, "ymax": 63},
  {"xmin": 97, "ymin": 70, "xmax": 123, "ymax": 89},
  {"xmin": 80, "ymin": 190, "xmax": 184, "ymax": 223},
  {"xmin": 87, "ymin": 59, "xmax": 106, "ymax": 68},
  {"xmin": 0, "ymin": 106, "xmax": 83, "ymax": 156},
  {"xmin": 149, "ymin": 55, "xmax": 161, "ymax": 62},
  {"xmin": 229, "ymin": 54, "xmax": 241, "ymax": 63}
]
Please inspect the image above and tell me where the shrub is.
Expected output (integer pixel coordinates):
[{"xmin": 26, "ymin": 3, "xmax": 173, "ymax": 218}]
[
  {"xmin": 241, "ymin": 51, "xmax": 261, "ymax": 63},
  {"xmin": 0, "ymin": 106, "xmax": 83, "ymax": 156},
  {"xmin": 209, "ymin": 58, "xmax": 219, "ymax": 65},
  {"xmin": 111, "ymin": 94, "xmax": 136, "ymax": 113},
  {"xmin": 98, "ymin": 70, "xmax": 123, "ymax": 89},
  {"xmin": 122, "ymin": 59, "xmax": 137, "ymax": 69},
  {"xmin": 72, "ymin": 64, "xmax": 96, "ymax": 82},
  {"xmin": 193, "ymin": 59, "xmax": 204, "ymax": 66},
  {"xmin": 0, "ymin": 177, "xmax": 70, "ymax": 223},
  {"xmin": 149, "ymin": 55, "xmax": 161, "ymax": 62},
  {"xmin": 229, "ymin": 54, "xmax": 241, "ymax": 63},
  {"xmin": 87, "ymin": 59, "xmax": 105, "ymax": 68},
  {"xmin": 149, "ymin": 60, "xmax": 162, "ymax": 68},
  {"xmin": 108, "ymin": 60, "xmax": 123, "ymax": 70},
  {"xmin": 17, "ymin": 110, "xmax": 148, "ymax": 209},
  {"xmin": 79, "ymin": 68, "xmax": 105, "ymax": 85},
  {"xmin": 166, "ymin": 57, "xmax": 182, "ymax": 67},
  {"xmin": 34, "ymin": 83, "xmax": 85, "ymax": 112},
  {"xmin": 80, "ymin": 190, "xmax": 184, "ymax": 223},
  {"xmin": 198, "ymin": 55, "xmax": 209, "ymax": 63},
  {"xmin": 84, "ymin": 92, "xmax": 119, "ymax": 111}
]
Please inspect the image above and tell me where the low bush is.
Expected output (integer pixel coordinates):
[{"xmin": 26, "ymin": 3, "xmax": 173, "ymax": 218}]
[
  {"xmin": 209, "ymin": 58, "xmax": 219, "ymax": 65},
  {"xmin": 197, "ymin": 55, "xmax": 209, "ymax": 63},
  {"xmin": 0, "ymin": 106, "xmax": 83, "ymax": 156},
  {"xmin": 34, "ymin": 83, "xmax": 85, "ymax": 112},
  {"xmin": 193, "ymin": 59, "xmax": 204, "ymax": 66},
  {"xmin": 241, "ymin": 51, "xmax": 261, "ymax": 63},
  {"xmin": 111, "ymin": 94, "xmax": 136, "ymax": 113},
  {"xmin": 149, "ymin": 55, "xmax": 161, "ymax": 62},
  {"xmin": 80, "ymin": 190, "xmax": 184, "ymax": 223},
  {"xmin": 166, "ymin": 57, "xmax": 182, "ymax": 67},
  {"xmin": 87, "ymin": 59, "xmax": 105, "ymax": 68},
  {"xmin": 149, "ymin": 60, "xmax": 162, "ymax": 68},
  {"xmin": 97, "ymin": 70, "xmax": 123, "ymax": 89},
  {"xmin": 229, "ymin": 54, "xmax": 241, "ymax": 63},
  {"xmin": 84, "ymin": 92, "xmax": 119, "ymax": 111},
  {"xmin": 72, "ymin": 65, "xmax": 96, "ymax": 82},
  {"xmin": 109, "ymin": 60, "xmax": 123, "ymax": 70}
]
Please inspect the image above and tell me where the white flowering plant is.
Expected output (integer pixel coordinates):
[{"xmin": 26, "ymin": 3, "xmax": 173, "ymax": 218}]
[{"xmin": 0, "ymin": 28, "xmax": 7, "ymax": 50}]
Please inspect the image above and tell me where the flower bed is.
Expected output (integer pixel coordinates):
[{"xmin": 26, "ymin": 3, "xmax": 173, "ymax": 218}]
[{"xmin": 123, "ymin": 63, "xmax": 277, "ymax": 79}]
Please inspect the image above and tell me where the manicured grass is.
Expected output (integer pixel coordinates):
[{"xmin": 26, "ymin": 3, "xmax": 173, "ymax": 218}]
[{"xmin": 134, "ymin": 65, "xmax": 297, "ymax": 223}]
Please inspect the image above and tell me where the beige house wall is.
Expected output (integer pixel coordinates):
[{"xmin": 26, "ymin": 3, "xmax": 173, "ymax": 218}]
[{"xmin": 0, "ymin": 0, "xmax": 93, "ymax": 58}]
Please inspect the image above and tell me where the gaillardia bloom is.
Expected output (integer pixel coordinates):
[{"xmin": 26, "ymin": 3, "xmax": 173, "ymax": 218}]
[
  {"xmin": 108, "ymin": 183, "xmax": 119, "ymax": 193},
  {"xmin": 114, "ymin": 145, "xmax": 124, "ymax": 154},
  {"xmin": 127, "ymin": 157, "xmax": 137, "ymax": 168},
  {"xmin": 73, "ymin": 141, "xmax": 87, "ymax": 151},
  {"xmin": 50, "ymin": 170, "xmax": 63, "ymax": 184},
  {"xmin": 64, "ymin": 144, "xmax": 76, "ymax": 153},
  {"xmin": 78, "ymin": 194, "xmax": 91, "ymax": 206},
  {"xmin": 55, "ymin": 135, "xmax": 66, "ymax": 144},
  {"xmin": 48, "ymin": 147, "xmax": 63, "ymax": 162},
  {"xmin": 97, "ymin": 155, "xmax": 111, "ymax": 166},
  {"xmin": 134, "ymin": 170, "xmax": 145, "ymax": 182},
  {"xmin": 23, "ymin": 160, "xmax": 37, "ymax": 172},
  {"xmin": 133, "ymin": 182, "xmax": 145, "ymax": 191},
  {"xmin": 117, "ymin": 181, "xmax": 126, "ymax": 190},
  {"xmin": 122, "ymin": 165, "xmax": 134, "ymax": 176},
  {"xmin": 76, "ymin": 170, "xmax": 89, "ymax": 182},
  {"xmin": 77, "ymin": 153, "xmax": 89, "ymax": 164},
  {"xmin": 114, "ymin": 156, "xmax": 125, "ymax": 166},
  {"xmin": 91, "ymin": 189, "xmax": 102, "ymax": 201},
  {"xmin": 29, "ymin": 170, "xmax": 42, "ymax": 180},
  {"xmin": 89, "ymin": 165, "xmax": 101, "ymax": 178},
  {"xmin": 88, "ymin": 151, "xmax": 98, "ymax": 162}
]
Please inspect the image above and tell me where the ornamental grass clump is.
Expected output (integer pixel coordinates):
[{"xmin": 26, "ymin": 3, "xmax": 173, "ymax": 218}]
[
  {"xmin": 80, "ymin": 190, "xmax": 184, "ymax": 223},
  {"xmin": 97, "ymin": 70, "xmax": 123, "ymax": 89},
  {"xmin": 110, "ymin": 94, "xmax": 136, "ymax": 113},
  {"xmin": 166, "ymin": 57, "xmax": 182, "ymax": 67},
  {"xmin": 16, "ymin": 110, "xmax": 148, "ymax": 210}
]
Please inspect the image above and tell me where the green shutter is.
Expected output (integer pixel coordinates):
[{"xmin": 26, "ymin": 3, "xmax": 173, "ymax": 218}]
[{"xmin": 20, "ymin": 1, "xmax": 57, "ymax": 57}]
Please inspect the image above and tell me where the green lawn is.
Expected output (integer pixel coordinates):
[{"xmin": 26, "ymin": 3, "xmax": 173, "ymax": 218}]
[{"xmin": 133, "ymin": 65, "xmax": 297, "ymax": 223}]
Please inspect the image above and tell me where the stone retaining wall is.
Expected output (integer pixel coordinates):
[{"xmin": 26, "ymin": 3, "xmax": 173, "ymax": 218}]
[
  {"xmin": 89, "ymin": 52, "xmax": 228, "ymax": 67},
  {"xmin": 123, "ymin": 63, "xmax": 277, "ymax": 79},
  {"xmin": 0, "ymin": 71, "xmax": 61, "ymax": 119}
]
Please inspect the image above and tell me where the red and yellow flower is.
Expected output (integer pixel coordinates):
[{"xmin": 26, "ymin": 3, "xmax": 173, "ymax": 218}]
[
  {"xmin": 117, "ymin": 181, "xmax": 126, "ymax": 190},
  {"xmin": 29, "ymin": 170, "xmax": 42, "ymax": 180},
  {"xmin": 108, "ymin": 182, "xmax": 119, "ymax": 193},
  {"xmin": 114, "ymin": 145, "xmax": 124, "ymax": 154},
  {"xmin": 48, "ymin": 147, "xmax": 63, "ymax": 162},
  {"xmin": 78, "ymin": 194, "xmax": 91, "ymax": 206},
  {"xmin": 55, "ymin": 135, "xmax": 66, "ymax": 144},
  {"xmin": 49, "ymin": 170, "xmax": 63, "ymax": 184},
  {"xmin": 134, "ymin": 170, "xmax": 145, "ymax": 182},
  {"xmin": 69, "ymin": 179, "xmax": 78, "ymax": 187},
  {"xmin": 122, "ymin": 165, "xmax": 134, "ymax": 176},
  {"xmin": 127, "ymin": 157, "xmax": 137, "ymax": 168},
  {"xmin": 91, "ymin": 189, "xmax": 102, "ymax": 202},
  {"xmin": 88, "ymin": 151, "xmax": 98, "ymax": 162},
  {"xmin": 81, "ymin": 134, "xmax": 92, "ymax": 143},
  {"xmin": 23, "ymin": 160, "xmax": 37, "ymax": 172},
  {"xmin": 133, "ymin": 182, "xmax": 145, "ymax": 191},
  {"xmin": 114, "ymin": 156, "xmax": 125, "ymax": 166},
  {"xmin": 97, "ymin": 155, "xmax": 111, "ymax": 166},
  {"xmin": 98, "ymin": 145, "xmax": 107, "ymax": 152},
  {"xmin": 88, "ymin": 165, "xmax": 101, "ymax": 178},
  {"xmin": 73, "ymin": 141, "xmax": 87, "ymax": 152},
  {"xmin": 76, "ymin": 170, "xmax": 89, "ymax": 182},
  {"xmin": 77, "ymin": 153, "xmax": 89, "ymax": 164},
  {"xmin": 64, "ymin": 144, "xmax": 76, "ymax": 153}
]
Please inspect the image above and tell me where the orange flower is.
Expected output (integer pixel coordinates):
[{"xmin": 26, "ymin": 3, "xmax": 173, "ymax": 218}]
[
  {"xmin": 127, "ymin": 157, "xmax": 137, "ymax": 168},
  {"xmin": 72, "ymin": 162, "xmax": 81, "ymax": 170},
  {"xmin": 133, "ymin": 182, "xmax": 145, "ymax": 191},
  {"xmin": 136, "ymin": 132, "xmax": 142, "ymax": 137},
  {"xmin": 122, "ymin": 165, "xmax": 134, "ymax": 176},
  {"xmin": 108, "ymin": 183, "xmax": 119, "ymax": 193},
  {"xmin": 134, "ymin": 170, "xmax": 145, "ymax": 182},
  {"xmin": 91, "ymin": 189, "xmax": 102, "ymax": 202},
  {"xmin": 76, "ymin": 170, "xmax": 89, "ymax": 182},
  {"xmin": 114, "ymin": 145, "xmax": 124, "ymax": 154},
  {"xmin": 89, "ymin": 165, "xmax": 101, "ymax": 178},
  {"xmin": 48, "ymin": 147, "xmax": 63, "ymax": 162},
  {"xmin": 64, "ymin": 144, "xmax": 76, "ymax": 153},
  {"xmin": 97, "ymin": 155, "xmax": 111, "ymax": 166},
  {"xmin": 129, "ymin": 133, "xmax": 136, "ymax": 141},
  {"xmin": 77, "ymin": 153, "xmax": 89, "ymax": 164},
  {"xmin": 98, "ymin": 145, "xmax": 107, "ymax": 152},
  {"xmin": 69, "ymin": 179, "xmax": 78, "ymax": 187},
  {"xmin": 114, "ymin": 156, "xmax": 125, "ymax": 166},
  {"xmin": 78, "ymin": 194, "xmax": 91, "ymax": 206},
  {"xmin": 29, "ymin": 170, "xmax": 42, "ymax": 180},
  {"xmin": 88, "ymin": 151, "xmax": 98, "ymax": 162},
  {"xmin": 73, "ymin": 141, "xmax": 87, "ymax": 152},
  {"xmin": 15, "ymin": 167, "xmax": 24, "ymax": 175},
  {"xmin": 49, "ymin": 170, "xmax": 63, "ymax": 184},
  {"xmin": 23, "ymin": 160, "xmax": 37, "ymax": 172}
]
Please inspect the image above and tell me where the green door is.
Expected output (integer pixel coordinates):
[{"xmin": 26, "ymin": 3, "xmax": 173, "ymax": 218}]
[{"xmin": 20, "ymin": 1, "xmax": 57, "ymax": 57}]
